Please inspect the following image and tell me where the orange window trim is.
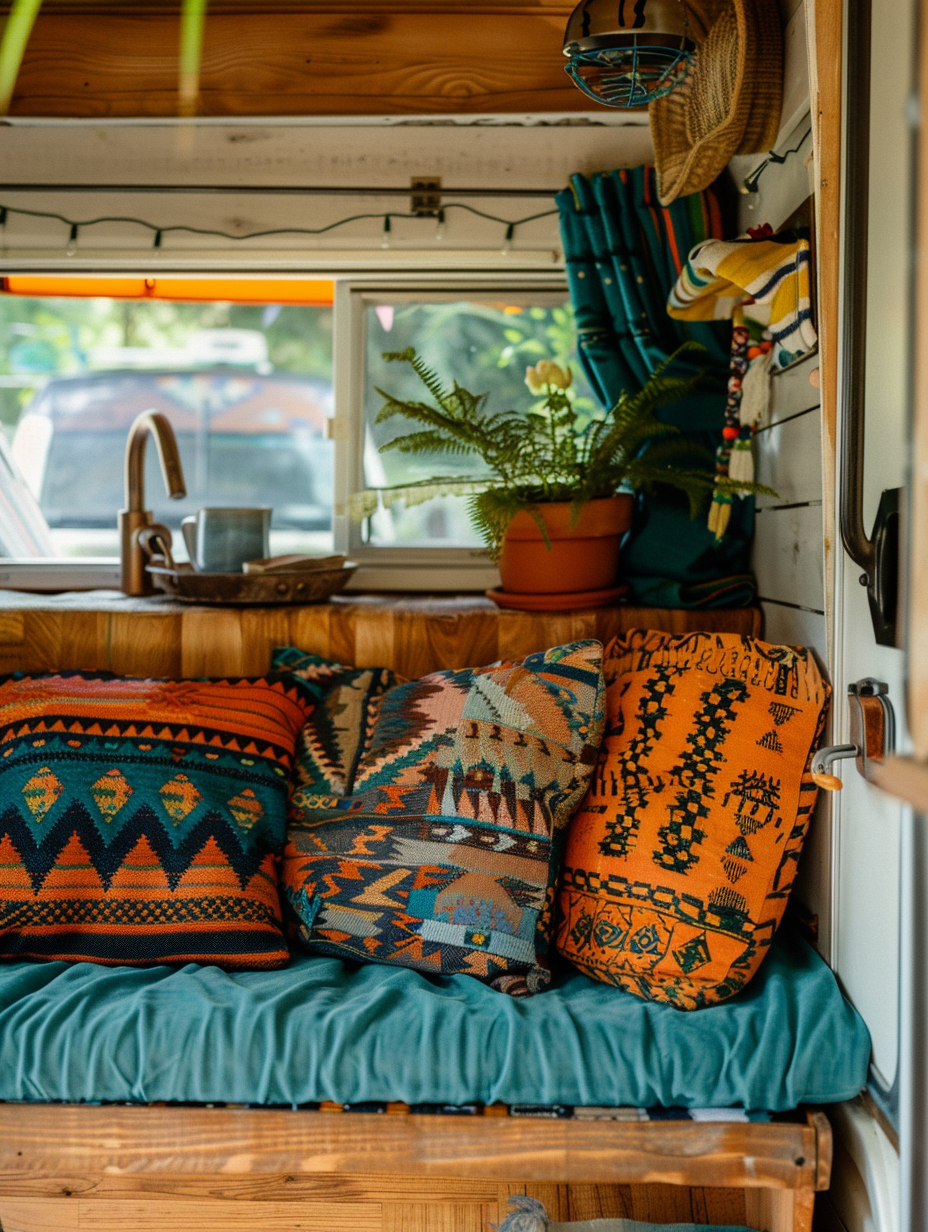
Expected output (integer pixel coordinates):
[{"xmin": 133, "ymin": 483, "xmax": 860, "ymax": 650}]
[{"xmin": 1, "ymin": 276, "xmax": 335, "ymax": 306}]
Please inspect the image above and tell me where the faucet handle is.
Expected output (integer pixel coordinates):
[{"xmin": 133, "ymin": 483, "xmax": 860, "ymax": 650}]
[{"xmin": 136, "ymin": 524, "xmax": 176, "ymax": 571}]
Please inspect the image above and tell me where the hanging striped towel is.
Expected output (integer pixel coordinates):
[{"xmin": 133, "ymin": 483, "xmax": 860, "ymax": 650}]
[{"xmin": 666, "ymin": 235, "xmax": 817, "ymax": 371}]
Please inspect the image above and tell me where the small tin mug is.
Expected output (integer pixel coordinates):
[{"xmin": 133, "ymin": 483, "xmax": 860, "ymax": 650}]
[{"xmin": 181, "ymin": 507, "xmax": 271, "ymax": 573}]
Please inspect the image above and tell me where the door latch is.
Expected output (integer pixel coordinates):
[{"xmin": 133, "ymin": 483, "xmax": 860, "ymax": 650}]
[{"xmin": 811, "ymin": 678, "xmax": 895, "ymax": 790}]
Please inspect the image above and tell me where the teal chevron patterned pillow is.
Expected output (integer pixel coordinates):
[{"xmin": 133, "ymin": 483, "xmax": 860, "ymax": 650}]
[
  {"xmin": 0, "ymin": 671, "xmax": 311, "ymax": 969},
  {"xmin": 281, "ymin": 642, "xmax": 605, "ymax": 996}
]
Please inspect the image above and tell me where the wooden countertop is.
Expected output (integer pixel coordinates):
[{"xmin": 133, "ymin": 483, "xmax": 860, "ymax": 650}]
[{"xmin": 0, "ymin": 591, "xmax": 762, "ymax": 679}]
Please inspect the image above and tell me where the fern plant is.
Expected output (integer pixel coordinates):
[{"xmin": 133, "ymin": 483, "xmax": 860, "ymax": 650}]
[{"xmin": 351, "ymin": 344, "xmax": 773, "ymax": 560}]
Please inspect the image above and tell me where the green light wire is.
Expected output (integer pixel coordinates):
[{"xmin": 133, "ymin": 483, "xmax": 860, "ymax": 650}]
[{"xmin": 0, "ymin": 200, "xmax": 558, "ymax": 246}]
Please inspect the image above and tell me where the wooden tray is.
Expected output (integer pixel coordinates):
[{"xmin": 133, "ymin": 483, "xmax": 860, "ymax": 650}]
[{"xmin": 146, "ymin": 561, "xmax": 356, "ymax": 605}]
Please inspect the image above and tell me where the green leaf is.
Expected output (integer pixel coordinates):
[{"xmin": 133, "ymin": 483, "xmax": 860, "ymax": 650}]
[{"xmin": 356, "ymin": 343, "xmax": 761, "ymax": 556}]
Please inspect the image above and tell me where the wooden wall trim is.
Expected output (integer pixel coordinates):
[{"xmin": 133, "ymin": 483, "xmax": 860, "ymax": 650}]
[
  {"xmin": 805, "ymin": 0, "xmax": 841, "ymax": 668},
  {"xmin": 871, "ymin": 754, "xmax": 928, "ymax": 813},
  {"xmin": 0, "ymin": 2, "xmax": 578, "ymax": 11},
  {"xmin": 3, "ymin": 7, "xmax": 599, "ymax": 118}
]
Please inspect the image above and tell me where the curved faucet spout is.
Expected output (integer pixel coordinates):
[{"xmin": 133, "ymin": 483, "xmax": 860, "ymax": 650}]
[
  {"xmin": 125, "ymin": 410, "xmax": 187, "ymax": 512},
  {"xmin": 120, "ymin": 410, "xmax": 187, "ymax": 595}
]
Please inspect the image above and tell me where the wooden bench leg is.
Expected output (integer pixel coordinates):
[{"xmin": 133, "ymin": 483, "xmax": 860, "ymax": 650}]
[{"xmin": 745, "ymin": 1186, "xmax": 816, "ymax": 1232}]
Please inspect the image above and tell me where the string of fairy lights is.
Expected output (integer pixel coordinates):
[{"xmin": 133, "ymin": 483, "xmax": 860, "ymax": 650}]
[
  {"xmin": 741, "ymin": 126, "xmax": 812, "ymax": 195},
  {"xmin": 0, "ymin": 198, "xmax": 560, "ymax": 252}
]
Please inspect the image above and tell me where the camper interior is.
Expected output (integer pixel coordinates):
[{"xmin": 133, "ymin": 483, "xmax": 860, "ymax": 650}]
[{"xmin": 0, "ymin": 2, "xmax": 922, "ymax": 1232}]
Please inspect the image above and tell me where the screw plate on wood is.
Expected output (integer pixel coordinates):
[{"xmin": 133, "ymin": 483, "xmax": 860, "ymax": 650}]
[{"xmin": 411, "ymin": 176, "xmax": 442, "ymax": 216}]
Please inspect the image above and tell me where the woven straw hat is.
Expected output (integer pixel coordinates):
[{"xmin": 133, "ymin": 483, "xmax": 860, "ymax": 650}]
[{"xmin": 649, "ymin": 0, "xmax": 783, "ymax": 205}]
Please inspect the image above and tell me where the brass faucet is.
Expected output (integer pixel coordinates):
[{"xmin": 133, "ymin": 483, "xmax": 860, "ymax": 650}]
[{"xmin": 118, "ymin": 410, "xmax": 187, "ymax": 595}]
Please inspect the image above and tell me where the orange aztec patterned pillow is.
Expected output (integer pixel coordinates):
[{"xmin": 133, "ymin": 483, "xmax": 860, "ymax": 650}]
[
  {"xmin": 0, "ymin": 671, "xmax": 310, "ymax": 969},
  {"xmin": 556, "ymin": 631, "xmax": 830, "ymax": 1009}
]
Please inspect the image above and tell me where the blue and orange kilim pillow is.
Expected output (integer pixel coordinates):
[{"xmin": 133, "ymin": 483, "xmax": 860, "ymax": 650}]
[
  {"xmin": 0, "ymin": 671, "xmax": 310, "ymax": 969},
  {"xmin": 282, "ymin": 641, "xmax": 605, "ymax": 996},
  {"xmin": 556, "ymin": 630, "xmax": 830, "ymax": 1009}
]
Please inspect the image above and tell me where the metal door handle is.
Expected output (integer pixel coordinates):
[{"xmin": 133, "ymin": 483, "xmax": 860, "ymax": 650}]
[
  {"xmin": 838, "ymin": 0, "xmax": 903, "ymax": 647},
  {"xmin": 811, "ymin": 678, "xmax": 895, "ymax": 790},
  {"xmin": 810, "ymin": 743, "xmax": 858, "ymax": 790}
]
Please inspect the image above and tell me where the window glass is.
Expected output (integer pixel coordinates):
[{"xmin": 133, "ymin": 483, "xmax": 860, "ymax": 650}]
[
  {"xmin": 362, "ymin": 298, "xmax": 594, "ymax": 547},
  {"xmin": 1, "ymin": 294, "xmax": 334, "ymax": 559}
]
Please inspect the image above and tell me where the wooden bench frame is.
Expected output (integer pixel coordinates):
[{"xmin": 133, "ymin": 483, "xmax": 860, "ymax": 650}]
[
  {"xmin": 0, "ymin": 596, "xmax": 828, "ymax": 1232},
  {"xmin": 0, "ymin": 1105, "xmax": 831, "ymax": 1232}
]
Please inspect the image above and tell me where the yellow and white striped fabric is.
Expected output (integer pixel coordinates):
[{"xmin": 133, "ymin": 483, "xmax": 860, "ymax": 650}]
[{"xmin": 667, "ymin": 236, "xmax": 816, "ymax": 371}]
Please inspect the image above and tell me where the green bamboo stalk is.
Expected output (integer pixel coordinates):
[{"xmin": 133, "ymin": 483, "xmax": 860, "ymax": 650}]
[
  {"xmin": 0, "ymin": 0, "xmax": 42, "ymax": 116},
  {"xmin": 179, "ymin": 0, "xmax": 208, "ymax": 117}
]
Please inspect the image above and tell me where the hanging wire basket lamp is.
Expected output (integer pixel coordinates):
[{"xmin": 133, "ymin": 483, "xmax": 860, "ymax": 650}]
[{"xmin": 563, "ymin": 0, "xmax": 695, "ymax": 109}]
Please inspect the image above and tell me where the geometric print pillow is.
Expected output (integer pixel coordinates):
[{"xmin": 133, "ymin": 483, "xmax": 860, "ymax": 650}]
[
  {"xmin": 556, "ymin": 631, "xmax": 830, "ymax": 1009},
  {"xmin": 270, "ymin": 647, "xmax": 400, "ymax": 799},
  {"xmin": 283, "ymin": 641, "xmax": 605, "ymax": 996},
  {"xmin": 0, "ymin": 671, "xmax": 310, "ymax": 969}
]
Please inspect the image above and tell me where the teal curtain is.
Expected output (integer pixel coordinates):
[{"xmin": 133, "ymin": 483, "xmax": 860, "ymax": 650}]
[{"xmin": 556, "ymin": 168, "xmax": 756, "ymax": 609}]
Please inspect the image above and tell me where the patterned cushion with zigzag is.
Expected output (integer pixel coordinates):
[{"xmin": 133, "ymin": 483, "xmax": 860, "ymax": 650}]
[
  {"xmin": 556, "ymin": 631, "xmax": 830, "ymax": 1009},
  {"xmin": 0, "ymin": 671, "xmax": 311, "ymax": 968},
  {"xmin": 282, "ymin": 641, "xmax": 605, "ymax": 996}
]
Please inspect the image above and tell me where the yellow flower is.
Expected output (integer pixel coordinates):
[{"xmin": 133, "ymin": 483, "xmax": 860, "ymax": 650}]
[
  {"xmin": 525, "ymin": 361, "xmax": 573, "ymax": 392},
  {"xmin": 525, "ymin": 364, "xmax": 546, "ymax": 393}
]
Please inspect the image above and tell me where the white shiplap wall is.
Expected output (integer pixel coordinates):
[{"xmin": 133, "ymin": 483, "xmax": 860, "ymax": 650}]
[
  {"xmin": 754, "ymin": 353, "xmax": 826, "ymax": 662},
  {"xmin": 728, "ymin": 0, "xmax": 832, "ymax": 954},
  {"xmin": 752, "ymin": 321, "xmax": 831, "ymax": 962}
]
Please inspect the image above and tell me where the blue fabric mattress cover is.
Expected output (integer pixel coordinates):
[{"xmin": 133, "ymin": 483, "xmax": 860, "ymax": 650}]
[{"xmin": 0, "ymin": 929, "xmax": 869, "ymax": 1110}]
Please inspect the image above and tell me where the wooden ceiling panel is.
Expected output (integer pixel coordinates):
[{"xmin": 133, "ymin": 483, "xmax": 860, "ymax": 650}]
[{"xmin": 4, "ymin": 5, "xmax": 603, "ymax": 118}]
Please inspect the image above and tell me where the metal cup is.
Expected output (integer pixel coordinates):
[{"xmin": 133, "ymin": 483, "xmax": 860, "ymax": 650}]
[{"xmin": 181, "ymin": 507, "xmax": 271, "ymax": 573}]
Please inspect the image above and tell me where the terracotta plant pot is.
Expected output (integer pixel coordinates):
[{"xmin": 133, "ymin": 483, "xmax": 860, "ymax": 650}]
[{"xmin": 497, "ymin": 494, "xmax": 634, "ymax": 595}]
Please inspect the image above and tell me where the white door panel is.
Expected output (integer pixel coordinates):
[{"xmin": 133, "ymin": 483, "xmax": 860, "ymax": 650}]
[
  {"xmin": 832, "ymin": 561, "xmax": 906, "ymax": 1085},
  {"xmin": 830, "ymin": 0, "xmax": 913, "ymax": 1114}
]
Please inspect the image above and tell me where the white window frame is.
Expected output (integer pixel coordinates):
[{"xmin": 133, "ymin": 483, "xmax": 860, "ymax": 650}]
[
  {"xmin": 0, "ymin": 269, "xmax": 574, "ymax": 593},
  {"xmin": 332, "ymin": 277, "xmax": 575, "ymax": 592}
]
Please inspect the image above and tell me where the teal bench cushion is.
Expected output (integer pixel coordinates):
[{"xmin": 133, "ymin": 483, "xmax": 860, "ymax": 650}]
[{"xmin": 0, "ymin": 928, "xmax": 869, "ymax": 1110}]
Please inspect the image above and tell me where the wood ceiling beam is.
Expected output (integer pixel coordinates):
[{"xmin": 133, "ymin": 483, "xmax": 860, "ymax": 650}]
[
  {"xmin": 0, "ymin": 2, "xmax": 578, "ymax": 9},
  {"xmin": 1, "ymin": 5, "xmax": 601, "ymax": 118}
]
